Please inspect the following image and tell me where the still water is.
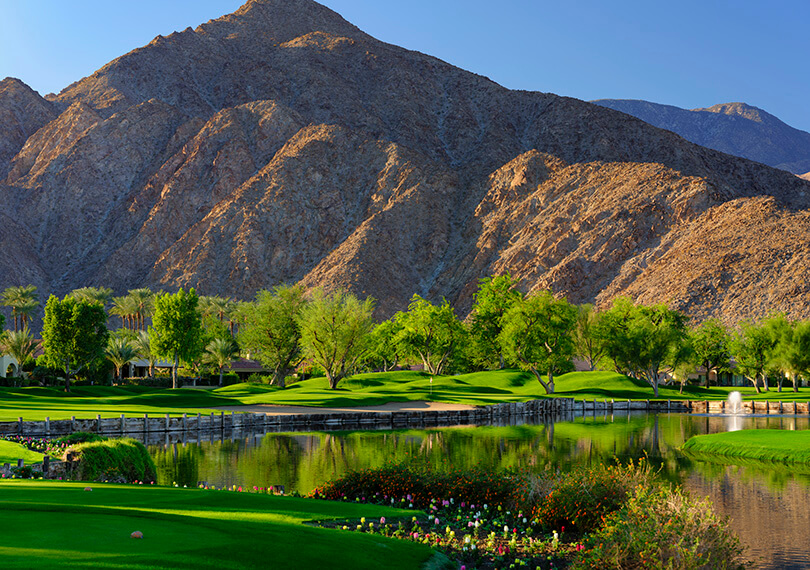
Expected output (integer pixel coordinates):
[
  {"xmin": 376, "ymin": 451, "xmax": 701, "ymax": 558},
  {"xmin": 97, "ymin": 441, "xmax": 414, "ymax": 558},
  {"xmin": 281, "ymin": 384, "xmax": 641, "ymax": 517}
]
[{"xmin": 150, "ymin": 413, "xmax": 810, "ymax": 569}]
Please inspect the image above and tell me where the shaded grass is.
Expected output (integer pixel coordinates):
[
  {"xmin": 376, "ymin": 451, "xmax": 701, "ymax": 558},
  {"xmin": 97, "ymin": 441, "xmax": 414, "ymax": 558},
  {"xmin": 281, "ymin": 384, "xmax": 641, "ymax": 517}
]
[
  {"xmin": 0, "ymin": 480, "xmax": 434, "ymax": 569},
  {"xmin": 2, "ymin": 370, "xmax": 810, "ymax": 420},
  {"xmin": 681, "ymin": 430, "xmax": 810, "ymax": 467}
]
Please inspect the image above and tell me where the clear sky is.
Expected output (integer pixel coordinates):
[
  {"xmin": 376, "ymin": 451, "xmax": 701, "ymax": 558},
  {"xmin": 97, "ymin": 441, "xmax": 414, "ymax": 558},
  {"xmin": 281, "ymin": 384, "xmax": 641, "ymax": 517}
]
[{"xmin": 2, "ymin": 0, "xmax": 808, "ymax": 131}]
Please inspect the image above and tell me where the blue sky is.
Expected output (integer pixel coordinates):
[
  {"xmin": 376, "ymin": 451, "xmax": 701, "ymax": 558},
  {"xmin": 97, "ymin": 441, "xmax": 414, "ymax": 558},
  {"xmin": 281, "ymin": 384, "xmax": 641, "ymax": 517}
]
[{"xmin": 2, "ymin": 0, "xmax": 808, "ymax": 131}]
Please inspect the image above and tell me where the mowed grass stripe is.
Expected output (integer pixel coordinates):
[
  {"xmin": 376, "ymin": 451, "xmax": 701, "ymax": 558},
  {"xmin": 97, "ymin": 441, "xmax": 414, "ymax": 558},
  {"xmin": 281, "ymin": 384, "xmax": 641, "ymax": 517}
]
[{"xmin": 0, "ymin": 480, "xmax": 433, "ymax": 569}]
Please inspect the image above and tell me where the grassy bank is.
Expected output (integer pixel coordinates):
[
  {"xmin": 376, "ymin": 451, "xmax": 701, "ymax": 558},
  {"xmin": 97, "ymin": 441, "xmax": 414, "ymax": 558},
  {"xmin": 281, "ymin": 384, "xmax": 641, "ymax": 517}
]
[
  {"xmin": 682, "ymin": 430, "xmax": 810, "ymax": 466},
  {"xmin": 0, "ymin": 440, "xmax": 44, "ymax": 464},
  {"xmin": 1, "ymin": 370, "xmax": 809, "ymax": 421},
  {"xmin": 0, "ymin": 480, "xmax": 434, "ymax": 569}
]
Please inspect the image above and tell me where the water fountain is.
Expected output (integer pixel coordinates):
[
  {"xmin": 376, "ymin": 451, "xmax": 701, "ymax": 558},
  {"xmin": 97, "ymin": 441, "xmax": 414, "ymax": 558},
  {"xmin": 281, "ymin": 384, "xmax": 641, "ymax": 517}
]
[
  {"xmin": 727, "ymin": 391, "xmax": 743, "ymax": 414},
  {"xmin": 726, "ymin": 390, "xmax": 744, "ymax": 431}
]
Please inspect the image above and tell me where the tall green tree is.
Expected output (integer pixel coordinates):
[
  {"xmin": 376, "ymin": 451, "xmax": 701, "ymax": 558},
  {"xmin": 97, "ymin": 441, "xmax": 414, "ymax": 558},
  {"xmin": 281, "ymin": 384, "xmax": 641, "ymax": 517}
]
[
  {"xmin": 105, "ymin": 336, "xmax": 137, "ymax": 383},
  {"xmin": 574, "ymin": 304, "xmax": 605, "ymax": 371},
  {"xmin": 498, "ymin": 290, "xmax": 578, "ymax": 394},
  {"xmin": 41, "ymin": 295, "xmax": 108, "ymax": 392},
  {"xmin": 763, "ymin": 313, "xmax": 793, "ymax": 392},
  {"xmin": 689, "ymin": 318, "xmax": 731, "ymax": 388},
  {"xmin": 467, "ymin": 274, "xmax": 523, "ymax": 369},
  {"xmin": 237, "ymin": 285, "xmax": 306, "ymax": 388},
  {"xmin": 732, "ymin": 320, "xmax": 775, "ymax": 394},
  {"xmin": 366, "ymin": 317, "xmax": 404, "ymax": 372},
  {"xmin": 150, "ymin": 289, "xmax": 204, "ymax": 389},
  {"xmin": 596, "ymin": 298, "xmax": 687, "ymax": 397},
  {"xmin": 784, "ymin": 320, "xmax": 810, "ymax": 392},
  {"xmin": 395, "ymin": 295, "xmax": 466, "ymax": 376},
  {"xmin": 1, "ymin": 285, "xmax": 38, "ymax": 331},
  {"xmin": 204, "ymin": 337, "xmax": 241, "ymax": 387},
  {"xmin": 298, "ymin": 289, "xmax": 374, "ymax": 390}
]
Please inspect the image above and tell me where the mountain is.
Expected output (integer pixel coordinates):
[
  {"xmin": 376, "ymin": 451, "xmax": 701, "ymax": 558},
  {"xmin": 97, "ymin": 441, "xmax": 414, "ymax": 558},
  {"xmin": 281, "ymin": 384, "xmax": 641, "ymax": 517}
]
[
  {"xmin": 2, "ymin": 0, "xmax": 810, "ymax": 325},
  {"xmin": 593, "ymin": 99, "xmax": 810, "ymax": 174}
]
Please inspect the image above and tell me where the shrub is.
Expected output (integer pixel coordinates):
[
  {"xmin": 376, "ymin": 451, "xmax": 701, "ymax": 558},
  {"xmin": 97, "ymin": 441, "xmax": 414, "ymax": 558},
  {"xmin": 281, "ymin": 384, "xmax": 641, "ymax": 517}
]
[
  {"xmin": 54, "ymin": 432, "xmax": 106, "ymax": 445},
  {"xmin": 72, "ymin": 438, "xmax": 156, "ymax": 483},
  {"xmin": 572, "ymin": 486, "xmax": 745, "ymax": 570},
  {"xmin": 117, "ymin": 376, "xmax": 172, "ymax": 388},
  {"xmin": 531, "ymin": 460, "xmax": 656, "ymax": 532},
  {"xmin": 310, "ymin": 463, "xmax": 531, "ymax": 511}
]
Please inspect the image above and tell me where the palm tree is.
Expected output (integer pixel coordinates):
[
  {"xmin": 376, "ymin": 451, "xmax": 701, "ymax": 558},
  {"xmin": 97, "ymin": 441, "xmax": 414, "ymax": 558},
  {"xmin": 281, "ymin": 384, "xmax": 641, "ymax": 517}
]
[
  {"xmin": 110, "ymin": 295, "xmax": 138, "ymax": 330},
  {"xmin": 1, "ymin": 285, "xmax": 39, "ymax": 331},
  {"xmin": 0, "ymin": 326, "xmax": 38, "ymax": 383},
  {"xmin": 134, "ymin": 330, "xmax": 158, "ymax": 380},
  {"xmin": 128, "ymin": 288, "xmax": 154, "ymax": 331},
  {"xmin": 69, "ymin": 286, "xmax": 113, "ymax": 308},
  {"xmin": 105, "ymin": 337, "xmax": 138, "ymax": 384},
  {"xmin": 204, "ymin": 337, "xmax": 240, "ymax": 387}
]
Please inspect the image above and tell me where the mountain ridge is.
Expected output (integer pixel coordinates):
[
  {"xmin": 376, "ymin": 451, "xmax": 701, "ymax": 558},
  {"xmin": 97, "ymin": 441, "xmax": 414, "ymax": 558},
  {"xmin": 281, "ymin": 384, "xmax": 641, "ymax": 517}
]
[
  {"xmin": 1, "ymin": 0, "xmax": 810, "ymax": 325},
  {"xmin": 593, "ymin": 98, "xmax": 810, "ymax": 174}
]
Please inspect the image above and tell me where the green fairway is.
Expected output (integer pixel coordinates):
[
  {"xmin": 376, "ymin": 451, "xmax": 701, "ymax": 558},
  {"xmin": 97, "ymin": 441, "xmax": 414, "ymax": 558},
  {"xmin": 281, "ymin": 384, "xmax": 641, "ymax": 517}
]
[
  {"xmin": 2, "ymin": 370, "xmax": 810, "ymax": 421},
  {"xmin": 0, "ymin": 440, "xmax": 45, "ymax": 464},
  {"xmin": 682, "ymin": 430, "xmax": 810, "ymax": 466},
  {"xmin": 0, "ymin": 480, "xmax": 435, "ymax": 569}
]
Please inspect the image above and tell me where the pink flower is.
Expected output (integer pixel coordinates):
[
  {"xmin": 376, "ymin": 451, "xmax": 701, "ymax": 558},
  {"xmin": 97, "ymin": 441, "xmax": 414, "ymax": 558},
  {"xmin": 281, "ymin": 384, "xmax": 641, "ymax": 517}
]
[
  {"xmin": 380, "ymin": 517, "xmax": 386, "ymax": 524},
  {"xmin": 434, "ymin": 518, "xmax": 440, "ymax": 525}
]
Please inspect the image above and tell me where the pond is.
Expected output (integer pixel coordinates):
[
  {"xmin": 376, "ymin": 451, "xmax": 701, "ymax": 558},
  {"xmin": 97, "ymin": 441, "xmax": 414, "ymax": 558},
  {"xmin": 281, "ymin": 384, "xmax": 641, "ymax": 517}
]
[{"xmin": 149, "ymin": 412, "xmax": 810, "ymax": 569}]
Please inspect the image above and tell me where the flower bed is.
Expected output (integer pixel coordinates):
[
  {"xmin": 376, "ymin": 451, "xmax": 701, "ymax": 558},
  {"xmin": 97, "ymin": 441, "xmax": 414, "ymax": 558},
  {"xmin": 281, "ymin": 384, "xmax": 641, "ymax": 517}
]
[{"xmin": 308, "ymin": 461, "xmax": 744, "ymax": 570}]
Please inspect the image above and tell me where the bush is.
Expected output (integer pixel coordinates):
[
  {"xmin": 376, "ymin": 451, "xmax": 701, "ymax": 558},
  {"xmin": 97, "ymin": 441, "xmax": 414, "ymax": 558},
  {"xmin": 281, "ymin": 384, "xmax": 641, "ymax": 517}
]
[
  {"xmin": 310, "ymin": 463, "xmax": 531, "ymax": 511},
  {"xmin": 573, "ymin": 486, "xmax": 744, "ymax": 570},
  {"xmin": 54, "ymin": 432, "xmax": 106, "ymax": 445},
  {"xmin": 72, "ymin": 438, "xmax": 156, "ymax": 483},
  {"xmin": 117, "ymin": 376, "xmax": 172, "ymax": 388},
  {"xmin": 531, "ymin": 460, "xmax": 656, "ymax": 532}
]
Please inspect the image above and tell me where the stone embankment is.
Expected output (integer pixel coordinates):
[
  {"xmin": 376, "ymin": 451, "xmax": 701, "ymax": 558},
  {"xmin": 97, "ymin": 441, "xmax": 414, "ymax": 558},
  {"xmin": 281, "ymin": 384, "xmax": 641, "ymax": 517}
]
[{"xmin": 1, "ymin": 399, "xmax": 806, "ymax": 439}]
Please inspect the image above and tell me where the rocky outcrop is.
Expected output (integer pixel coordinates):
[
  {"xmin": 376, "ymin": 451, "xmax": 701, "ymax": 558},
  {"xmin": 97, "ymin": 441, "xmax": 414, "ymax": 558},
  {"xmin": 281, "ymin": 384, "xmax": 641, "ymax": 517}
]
[
  {"xmin": 593, "ymin": 99, "xmax": 810, "ymax": 174},
  {"xmin": 3, "ymin": 0, "xmax": 810, "ymax": 325},
  {"xmin": 0, "ymin": 78, "xmax": 56, "ymax": 178}
]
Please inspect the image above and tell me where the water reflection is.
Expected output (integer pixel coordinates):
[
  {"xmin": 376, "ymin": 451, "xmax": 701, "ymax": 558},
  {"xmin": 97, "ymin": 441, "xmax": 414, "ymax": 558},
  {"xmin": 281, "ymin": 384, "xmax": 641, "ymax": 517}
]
[{"xmin": 149, "ymin": 412, "xmax": 810, "ymax": 569}]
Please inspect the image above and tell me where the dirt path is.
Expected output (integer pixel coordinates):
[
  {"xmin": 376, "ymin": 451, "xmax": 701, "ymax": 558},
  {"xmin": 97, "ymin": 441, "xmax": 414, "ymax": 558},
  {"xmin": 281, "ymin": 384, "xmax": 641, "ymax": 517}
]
[{"xmin": 211, "ymin": 400, "xmax": 476, "ymax": 416}]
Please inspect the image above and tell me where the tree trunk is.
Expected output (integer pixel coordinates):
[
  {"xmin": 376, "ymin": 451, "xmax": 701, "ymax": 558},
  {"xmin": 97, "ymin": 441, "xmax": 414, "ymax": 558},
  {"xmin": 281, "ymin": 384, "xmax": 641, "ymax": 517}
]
[
  {"xmin": 530, "ymin": 368, "xmax": 553, "ymax": 394},
  {"xmin": 148, "ymin": 362, "xmax": 155, "ymax": 381},
  {"xmin": 751, "ymin": 375, "xmax": 761, "ymax": 394},
  {"xmin": 778, "ymin": 376, "xmax": 784, "ymax": 392},
  {"xmin": 272, "ymin": 367, "xmax": 287, "ymax": 389},
  {"xmin": 704, "ymin": 364, "xmax": 711, "ymax": 389},
  {"xmin": 64, "ymin": 371, "xmax": 71, "ymax": 393},
  {"xmin": 793, "ymin": 372, "xmax": 799, "ymax": 393},
  {"xmin": 172, "ymin": 351, "xmax": 179, "ymax": 389},
  {"xmin": 218, "ymin": 366, "xmax": 224, "ymax": 388},
  {"xmin": 327, "ymin": 370, "xmax": 339, "ymax": 390}
]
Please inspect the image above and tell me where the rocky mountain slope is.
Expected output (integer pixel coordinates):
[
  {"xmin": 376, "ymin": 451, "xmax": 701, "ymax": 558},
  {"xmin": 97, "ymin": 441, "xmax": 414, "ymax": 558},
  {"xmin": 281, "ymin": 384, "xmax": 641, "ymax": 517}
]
[
  {"xmin": 2, "ymin": 0, "xmax": 810, "ymax": 324},
  {"xmin": 593, "ymin": 99, "xmax": 810, "ymax": 174}
]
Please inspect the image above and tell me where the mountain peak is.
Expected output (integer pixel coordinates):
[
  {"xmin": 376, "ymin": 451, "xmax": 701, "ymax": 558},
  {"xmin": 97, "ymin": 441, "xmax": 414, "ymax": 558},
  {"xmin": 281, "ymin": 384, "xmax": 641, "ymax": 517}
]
[{"xmin": 693, "ymin": 102, "xmax": 772, "ymax": 123}]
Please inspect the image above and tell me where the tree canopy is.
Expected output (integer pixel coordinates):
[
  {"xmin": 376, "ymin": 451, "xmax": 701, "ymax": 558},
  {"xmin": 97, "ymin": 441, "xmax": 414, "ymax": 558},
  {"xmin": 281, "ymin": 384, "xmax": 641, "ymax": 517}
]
[
  {"xmin": 41, "ymin": 295, "xmax": 108, "ymax": 392},
  {"xmin": 237, "ymin": 285, "xmax": 306, "ymax": 388},
  {"xmin": 298, "ymin": 289, "xmax": 374, "ymax": 390},
  {"xmin": 498, "ymin": 290, "xmax": 577, "ymax": 394},
  {"xmin": 150, "ymin": 288, "xmax": 204, "ymax": 389},
  {"xmin": 395, "ymin": 295, "xmax": 466, "ymax": 376}
]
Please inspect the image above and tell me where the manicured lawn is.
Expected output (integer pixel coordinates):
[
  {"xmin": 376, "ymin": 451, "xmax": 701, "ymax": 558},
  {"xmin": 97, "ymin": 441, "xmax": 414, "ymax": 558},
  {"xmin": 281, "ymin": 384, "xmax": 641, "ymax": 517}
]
[
  {"xmin": 681, "ymin": 430, "xmax": 810, "ymax": 466},
  {"xmin": 0, "ymin": 440, "xmax": 44, "ymax": 464},
  {"xmin": 2, "ymin": 370, "xmax": 810, "ymax": 421},
  {"xmin": 0, "ymin": 480, "xmax": 435, "ymax": 569}
]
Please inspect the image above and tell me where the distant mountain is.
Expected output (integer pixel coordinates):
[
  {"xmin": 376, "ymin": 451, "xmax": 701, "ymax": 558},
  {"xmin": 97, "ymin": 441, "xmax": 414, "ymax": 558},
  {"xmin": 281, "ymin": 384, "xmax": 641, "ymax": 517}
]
[
  {"xmin": 1, "ymin": 0, "xmax": 810, "ymax": 325},
  {"xmin": 593, "ymin": 99, "xmax": 810, "ymax": 174}
]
